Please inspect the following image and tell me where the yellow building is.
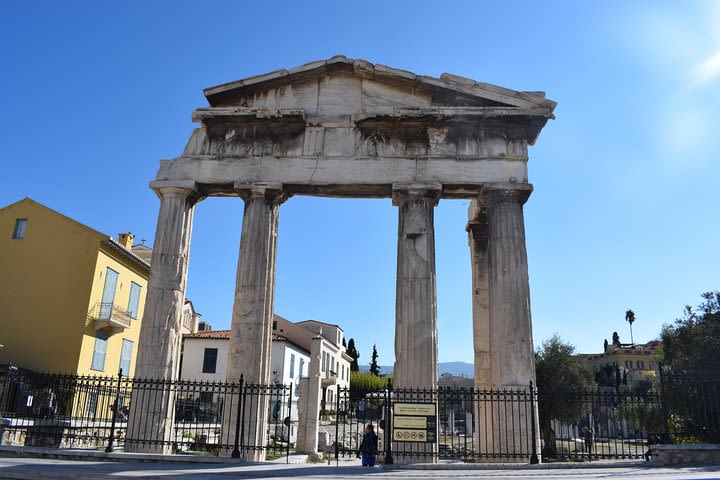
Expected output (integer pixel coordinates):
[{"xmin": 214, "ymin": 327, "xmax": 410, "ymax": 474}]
[
  {"xmin": 579, "ymin": 340, "xmax": 662, "ymax": 382},
  {"xmin": 0, "ymin": 198, "xmax": 149, "ymax": 377}
]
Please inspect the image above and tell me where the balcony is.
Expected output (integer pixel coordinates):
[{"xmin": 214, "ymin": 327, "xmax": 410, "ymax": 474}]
[
  {"xmin": 89, "ymin": 302, "xmax": 132, "ymax": 332},
  {"xmin": 321, "ymin": 370, "xmax": 337, "ymax": 387}
]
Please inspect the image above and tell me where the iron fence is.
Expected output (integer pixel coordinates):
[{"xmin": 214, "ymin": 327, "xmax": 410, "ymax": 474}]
[
  {"xmin": 660, "ymin": 368, "xmax": 720, "ymax": 444},
  {"xmin": 2, "ymin": 368, "xmax": 718, "ymax": 464},
  {"xmin": 0, "ymin": 369, "xmax": 292, "ymax": 459},
  {"xmin": 331, "ymin": 380, "xmax": 677, "ymax": 463}
]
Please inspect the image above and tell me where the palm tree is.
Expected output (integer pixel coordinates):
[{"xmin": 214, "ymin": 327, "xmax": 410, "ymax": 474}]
[{"xmin": 625, "ymin": 309, "xmax": 636, "ymax": 346}]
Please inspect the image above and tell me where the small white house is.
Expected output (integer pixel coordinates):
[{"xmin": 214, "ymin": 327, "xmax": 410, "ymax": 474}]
[{"xmin": 180, "ymin": 315, "xmax": 352, "ymax": 416}]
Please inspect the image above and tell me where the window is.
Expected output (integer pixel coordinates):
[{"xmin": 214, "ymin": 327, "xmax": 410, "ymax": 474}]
[
  {"xmin": 127, "ymin": 282, "xmax": 142, "ymax": 319},
  {"xmin": 289, "ymin": 354, "xmax": 295, "ymax": 378},
  {"xmin": 202, "ymin": 348, "xmax": 218, "ymax": 374},
  {"xmin": 299, "ymin": 358, "xmax": 305, "ymax": 378},
  {"xmin": 321, "ymin": 352, "xmax": 326, "ymax": 372},
  {"xmin": 119, "ymin": 339, "xmax": 133, "ymax": 375},
  {"xmin": 625, "ymin": 360, "xmax": 633, "ymax": 369},
  {"xmin": 12, "ymin": 219, "xmax": 27, "ymax": 239},
  {"xmin": 99, "ymin": 268, "xmax": 119, "ymax": 319},
  {"xmin": 91, "ymin": 330, "xmax": 109, "ymax": 371},
  {"xmin": 637, "ymin": 360, "xmax": 645, "ymax": 370}
]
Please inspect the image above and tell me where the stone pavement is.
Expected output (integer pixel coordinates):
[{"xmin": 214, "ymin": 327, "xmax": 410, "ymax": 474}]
[{"xmin": 0, "ymin": 456, "xmax": 719, "ymax": 480}]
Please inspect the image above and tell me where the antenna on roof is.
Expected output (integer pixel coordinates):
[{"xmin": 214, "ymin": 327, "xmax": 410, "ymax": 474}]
[{"xmin": 140, "ymin": 238, "xmax": 147, "ymax": 245}]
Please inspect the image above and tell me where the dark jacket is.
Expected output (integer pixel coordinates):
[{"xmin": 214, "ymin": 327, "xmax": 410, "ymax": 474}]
[{"xmin": 360, "ymin": 432, "xmax": 378, "ymax": 454}]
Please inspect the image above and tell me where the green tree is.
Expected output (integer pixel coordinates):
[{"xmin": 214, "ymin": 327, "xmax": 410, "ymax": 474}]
[
  {"xmin": 660, "ymin": 292, "xmax": 720, "ymax": 443},
  {"xmin": 625, "ymin": 309, "xmax": 636, "ymax": 345},
  {"xmin": 346, "ymin": 338, "xmax": 360, "ymax": 372},
  {"xmin": 662, "ymin": 291, "xmax": 720, "ymax": 371},
  {"xmin": 349, "ymin": 370, "xmax": 388, "ymax": 399},
  {"xmin": 535, "ymin": 335, "xmax": 595, "ymax": 459},
  {"xmin": 369, "ymin": 345, "xmax": 380, "ymax": 376}
]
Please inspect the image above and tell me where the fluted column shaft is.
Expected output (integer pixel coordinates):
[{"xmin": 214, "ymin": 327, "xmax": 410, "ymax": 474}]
[
  {"xmin": 467, "ymin": 200, "xmax": 491, "ymax": 389},
  {"xmin": 126, "ymin": 183, "xmax": 200, "ymax": 453},
  {"xmin": 225, "ymin": 183, "xmax": 286, "ymax": 461},
  {"xmin": 485, "ymin": 184, "xmax": 535, "ymax": 387},
  {"xmin": 476, "ymin": 183, "xmax": 539, "ymax": 462},
  {"xmin": 392, "ymin": 183, "xmax": 441, "ymax": 389}
]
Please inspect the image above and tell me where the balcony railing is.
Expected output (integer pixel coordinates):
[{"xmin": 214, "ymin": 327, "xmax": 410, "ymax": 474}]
[
  {"xmin": 321, "ymin": 370, "xmax": 337, "ymax": 387},
  {"xmin": 89, "ymin": 302, "xmax": 132, "ymax": 331}
]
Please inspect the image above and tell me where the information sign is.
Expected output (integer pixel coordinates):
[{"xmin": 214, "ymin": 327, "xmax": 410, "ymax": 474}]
[{"xmin": 392, "ymin": 402, "xmax": 437, "ymax": 443}]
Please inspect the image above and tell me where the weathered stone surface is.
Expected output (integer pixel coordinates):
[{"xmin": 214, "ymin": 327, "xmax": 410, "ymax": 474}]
[
  {"xmin": 141, "ymin": 58, "xmax": 556, "ymax": 463},
  {"xmin": 392, "ymin": 183, "xmax": 441, "ymax": 389},
  {"xmin": 224, "ymin": 183, "xmax": 287, "ymax": 462},
  {"xmin": 126, "ymin": 183, "xmax": 201, "ymax": 454},
  {"xmin": 295, "ymin": 334, "xmax": 323, "ymax": 454},
  {"xmin": 470, "ymin": 183, "xmax": 539, "ymax": 462},
  {"xmin": 485, "ymin": 183, "xmax": 535, "ymax": 388},
  {"xmin": 652, "ymin": 444, "xmax": 720, "ymax": 466}
]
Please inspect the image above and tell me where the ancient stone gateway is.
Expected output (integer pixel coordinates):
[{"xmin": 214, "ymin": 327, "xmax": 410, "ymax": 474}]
[{"xmin": 127, "ymin": 56, "xmax": 555, "ymax": 461}]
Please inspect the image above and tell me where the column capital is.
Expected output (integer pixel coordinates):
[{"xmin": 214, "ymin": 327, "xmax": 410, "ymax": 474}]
[
  {"xmin": 150, "ymin": 180, "xmax": 204, "ymax": 204},
  {"xmin": 234, "ymin": 182, "xmax": 289, "ymax": 205},
  {"xmin": 480, "ymin": 182, "xmax": 533, "ymax": 205},
  {"xmin": 391, "ymin": 182, "xmax": 442, "ymax": 206}
]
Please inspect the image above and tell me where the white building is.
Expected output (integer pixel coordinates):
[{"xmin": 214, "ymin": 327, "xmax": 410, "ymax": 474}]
[
  {"xmin": 272, "ymin": 317, "xmax": 352, "ymax": 411},
  {"xmin": 180, "ymin": 315, "xmax": 352, "ymax": 427}
]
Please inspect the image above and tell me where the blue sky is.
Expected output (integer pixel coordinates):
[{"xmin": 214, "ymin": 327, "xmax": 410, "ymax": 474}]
[{"xmin": 2, "ymin": 1, "xmax": 719, "ymax": 366}]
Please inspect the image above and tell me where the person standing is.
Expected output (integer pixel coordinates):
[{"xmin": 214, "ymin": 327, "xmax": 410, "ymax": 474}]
[
  {"xmin": 584, "ymin": 426, "xmax": 595, "ymax": 456},
  {"xmin": 359, "ymin": 424, "xmax": 378, "ymax": 467}
]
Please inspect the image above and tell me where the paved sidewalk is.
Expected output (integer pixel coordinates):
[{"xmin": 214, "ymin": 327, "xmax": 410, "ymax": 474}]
[{"xmin": 0, "ymin": 456, "xmax": 719, "ymax": 480}]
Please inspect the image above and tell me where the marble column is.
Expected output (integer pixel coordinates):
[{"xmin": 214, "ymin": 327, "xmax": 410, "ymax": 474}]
[
  {"xmin": 225, "ymin": 182, "xmax": 287, "ymax": 461},
  {"xmin": 126, "ymin": 181, "xmax": 201, "ymax": 454},
  {"xmin": 485, "ymin": 183, "xmax": 535, "ymax": 388},
  {"xmin": 467, "ymin": 199, "xmax": 491, "ymax": 390},
  {"xmin": 392, "ymin": 182, "xmax": 441, "ymax": 389},
  {"xmin": 482, "ymin": 182, "xmax": 539, "ymax": 461}
]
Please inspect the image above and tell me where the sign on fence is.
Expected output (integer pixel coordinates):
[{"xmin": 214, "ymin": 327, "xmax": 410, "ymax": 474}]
[{"xmin": 393, "ymin": 402, "xmax": 437, "ymax": 443}]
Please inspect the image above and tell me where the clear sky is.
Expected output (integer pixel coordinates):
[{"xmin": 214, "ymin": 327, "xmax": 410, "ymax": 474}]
[{"xmin": 2, "ymin": 1, "xmax": 718, "ymax": 367}]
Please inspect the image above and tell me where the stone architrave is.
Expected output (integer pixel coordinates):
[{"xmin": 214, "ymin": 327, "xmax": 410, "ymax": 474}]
[
  {"xmin": 392, "ymin": 183, "xmax": 441, "ymax": 389},
  {"xmin": 126, "ymin": 181, "xmax": 200, "ymax": 454},
  {"xmin": 224, "ymin": 182, "xmax": 287, "ymax": 462},
  {"xmin": 478, "ymin": 182, "xmax": 540, "ymax": 461}
]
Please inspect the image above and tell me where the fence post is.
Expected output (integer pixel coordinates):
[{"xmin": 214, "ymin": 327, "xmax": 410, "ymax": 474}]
[
  {"xmin": 287, "ymin": 383, "xmax": 292, "ymax": 464},
  {"xmin": 385, "ymin": 377, "xmax": 393, "ymax": 465},
  {"xmin": 529, "ymin": 381, "xmax": 539, "ymax": 464},
  {"xmin": 658, "ymin": 364, "xmax": 671, "ymax": 443},
  {"xmin": 105, "ymin": 368, "xmax": 123, "ymax": 453},
  {"xmin": 232, "ymin": 374, "xmax": 244, "ymax": 458},
  {"xmin": 335, "ymin": 384, "xmax": 340, "ymax": 466}
]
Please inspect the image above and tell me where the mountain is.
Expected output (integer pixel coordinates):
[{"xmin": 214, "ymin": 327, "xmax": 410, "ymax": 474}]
[{"xmin": 360, "ymin": 361, "xmax": 473, "ymax": 378}]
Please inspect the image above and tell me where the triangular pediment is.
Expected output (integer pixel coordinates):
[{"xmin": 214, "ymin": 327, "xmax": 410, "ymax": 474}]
[{"xmin": 203, "ymin": 55, "xmax": 556, "ymax": 116}]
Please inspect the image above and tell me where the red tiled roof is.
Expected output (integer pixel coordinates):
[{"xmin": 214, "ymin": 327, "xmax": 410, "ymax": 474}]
[
  {"xmin": 184, "ymin": 329, "xmax": 230, "ymax": 339},
  {"xmin": 183, "ymin": 330, "xmax": 302, "ymax": 350}
]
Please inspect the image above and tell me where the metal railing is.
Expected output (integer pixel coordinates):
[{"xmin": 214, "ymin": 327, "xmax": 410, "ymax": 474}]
[
  {"xmin": 89, "ymin": 302, "xmax": 132, "ymax": 329},
  {"xmin": 660, "ymin": 368, "xmax": 720, "ymax": 444},
  {"xmin": 329, "ymin": 378, "xmax": 708, "ymax": 463},
  {"xmin": 0, "ymin": 370, "xmax": 292, "ymax": 459}
]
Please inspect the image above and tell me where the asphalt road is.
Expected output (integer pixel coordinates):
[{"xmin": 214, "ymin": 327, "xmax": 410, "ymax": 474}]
[{"xmin": 0, "ymin": 457, "xmax": 719, "ymax": 480}]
